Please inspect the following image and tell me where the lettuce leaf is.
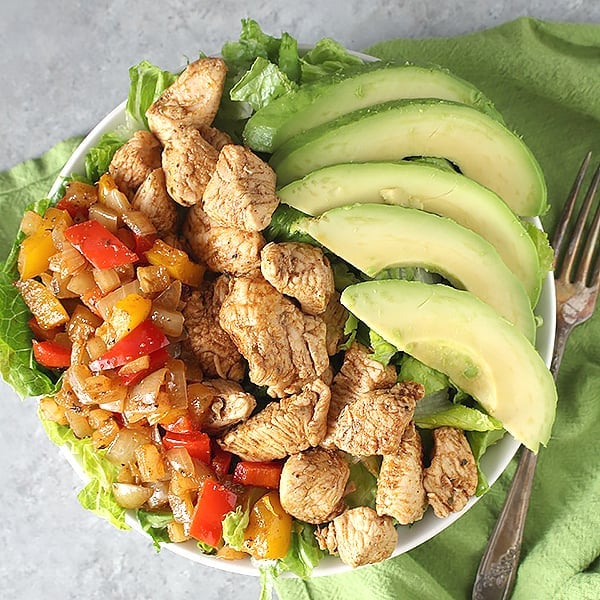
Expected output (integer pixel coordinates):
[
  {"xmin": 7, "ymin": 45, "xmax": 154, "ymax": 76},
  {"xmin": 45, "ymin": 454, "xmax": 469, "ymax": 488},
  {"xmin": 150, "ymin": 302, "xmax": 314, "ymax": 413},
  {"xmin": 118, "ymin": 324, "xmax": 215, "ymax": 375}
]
[
  {"xmin": 222, "ymin": 505, "xmax": 250, "ymax": 550},
  {"xmin": 300, "ymin": 38, "xmax": 365, "ymax": 83},
  {"xmin": 197, "ymin": 540, "xmax": 217, "ymax": 554},
  {"xmin": 279, "ymin": 521, "xmax": 326, "ymax": 578},
  {"xmin": 368, "ymin": 330, "xmax": 398, "ymax": 366},
  {"xmin": 136, "ymin": 510, "xmax": 173, "ymax": 551},
  {"xmin": 40, "ymin": 415, "xmax": 128, "ymax": 530},
  {"xmin": 344, "ymin": 457, "xmax": 380, "ymax": 509},
  {"xmin": 84, "ymin": 132, "xmax": 127, "ymax": 183},
  {"xmin": 398, "ymin": 354, "xmax": 450, "ymax": 396},
  {"xmin": 126, "ymin": 60, "xmax": 179, "ymax": 128},
  {"xmin": 415, "ymin": 403, "xmax": 502, "ymax": 431},
  {"xmin": 467, "ymin": 428, "xmax": 507, "ymax": 495}
]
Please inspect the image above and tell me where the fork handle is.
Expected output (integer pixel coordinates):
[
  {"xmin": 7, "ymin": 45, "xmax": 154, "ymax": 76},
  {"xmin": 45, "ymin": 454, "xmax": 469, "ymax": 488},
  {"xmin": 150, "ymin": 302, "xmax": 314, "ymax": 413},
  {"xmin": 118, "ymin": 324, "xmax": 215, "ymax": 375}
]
[{"xmin": 472, "ymin": 448, "xmax": 537, "ymax": 600}]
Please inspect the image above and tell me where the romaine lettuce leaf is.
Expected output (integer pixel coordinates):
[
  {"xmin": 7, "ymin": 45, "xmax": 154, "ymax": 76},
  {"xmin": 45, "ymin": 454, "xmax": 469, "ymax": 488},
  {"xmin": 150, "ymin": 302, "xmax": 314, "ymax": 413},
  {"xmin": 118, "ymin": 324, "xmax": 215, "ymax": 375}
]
[
  {"xmin": 300, "ymin": 38, "xmax": 365, "ymax": 83},
  {"xmin": 222, "ymin": 505, "xmax": 250, "ymax": 550},
  {"xmin": 344, "ymin": 457, "xmax": 380, "ymax": 509},
  {"xmin": 40, "ymin": 415, "xmax": 128, "ymax": 530},
  {"xmin": 136, "ymin": 510, "xmax": 173, "ymax": 551},
  {"xmin": 368, "ymin": 330, "xmax": 398, "ymax": 366},
  {"xmin": 398, "ymin": 354, "xmax": 450, "ymax": 395},
  {"xmin": 85, "ymin": 132, "xmax": 127, "ymax": 183},
  {"xmin": 467, "ymin": 428, "xmax": 507, "ymax": 495},
  {"xmin": 415, "ymin": 403, "xmax": 502, "ymax": 431},
  {"xmin": 278, "ymin": 33, "xmax": 301, "ymax": 83},
  {"xmin": 126, "ymin": 60, "xmax": 178, "ymax": 128},
  {"xmin": 279, "ymin": 521, "xmax": 326, "ymax": 578}
]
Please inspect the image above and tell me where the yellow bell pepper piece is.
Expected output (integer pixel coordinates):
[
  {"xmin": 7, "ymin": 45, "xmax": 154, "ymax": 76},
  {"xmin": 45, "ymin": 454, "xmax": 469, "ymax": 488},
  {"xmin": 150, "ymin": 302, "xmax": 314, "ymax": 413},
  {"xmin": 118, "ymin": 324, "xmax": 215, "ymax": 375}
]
[
  {"xmin": 243, "ymin": 491, "xmax": 292, "ymax": 560},
  {"xmin": 110, "ymin": 293, "xmax": 152, "ymax": 340},
  {"xmin": 18, "ymin": 230, "xmax": 56, "ymax": 279},
  {"xmin": 145, "ymin": 239, "xmax": 204, "ymax": 287},
  {"xmin": 42, "ymin": 207, "xmax": 73, "ymax": 230}
]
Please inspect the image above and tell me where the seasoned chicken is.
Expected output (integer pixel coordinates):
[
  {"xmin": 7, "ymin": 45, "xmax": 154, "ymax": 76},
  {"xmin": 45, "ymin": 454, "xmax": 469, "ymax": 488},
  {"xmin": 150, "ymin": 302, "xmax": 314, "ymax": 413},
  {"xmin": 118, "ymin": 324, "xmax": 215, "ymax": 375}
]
[
  {"xmin": 108, "ymin": 130, "xmax": 162, "ymax": 198},
  {"xmin": 182, "ymin": 276, "xmax": 245, "ymax": 381},
  {"xmin": 202, "ymin": 144, "xmax": 279, "ymax": 232},
  {"xmin": 322, "ymin": 342, "xmax": 397, "ymax": 448},
  {"xmin": 315, "ymin": 506, "xmax": 397, "ymax": 568},
  {"xmin": 131, "ymin": 168, "xmax": 178, "ymax": 236},
  {"xmin": 279, "ymin": 448, "xmax": 349, "ymax": 524},
  {"xmin": 183, "ymin": 204, "xmax": 265, "ymax": 276},
  {"xmin": 332, "ymin": 381, "xmax": 423, "ymax": 456},
  {"xmin": 162, "ymin": 127, "xmax": 219, "ymax": 207},
  {"xmin": 423, "ymin": 426, "xmax": 478, "ymax": 518},
  {"xmin": 321, "ymin": 292, "xmax": 348, "ymax": 355},
  {"xmin": 198, "ymin": 124, "xmax": 233, "ymax": 151},
  {"xmin": 147, "ymin": 57, "xmax": 227, "ymax": 145},
  {"xmin": 218, "ymin": 276, "xmax": 329, "ymax": 397},
  {"xmin": 201, "ymin": 379, "xmax": 256, "ymax": 434},
  {"xmin": 376, "ymin": 422, "xmax": 427, "ymax": 525},
  {"xmin": 218, "ymin": 379, "xmax": 331, "ymax": 461},
  {"xmin": 260, "ymin": 242, "xmax": 335, "ymax": 315}
]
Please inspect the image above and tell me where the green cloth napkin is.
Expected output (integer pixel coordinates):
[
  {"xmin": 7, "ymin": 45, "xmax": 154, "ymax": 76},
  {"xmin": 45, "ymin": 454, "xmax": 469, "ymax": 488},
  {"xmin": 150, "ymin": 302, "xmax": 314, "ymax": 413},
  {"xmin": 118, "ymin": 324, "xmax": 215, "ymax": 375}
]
[
  {"xmin": 273, "ymin": 17, "xmax": 600, "ymax": 600},
  {"xmin": 1, "ymin": 16, "xmax": 599, "ymax": 600}
]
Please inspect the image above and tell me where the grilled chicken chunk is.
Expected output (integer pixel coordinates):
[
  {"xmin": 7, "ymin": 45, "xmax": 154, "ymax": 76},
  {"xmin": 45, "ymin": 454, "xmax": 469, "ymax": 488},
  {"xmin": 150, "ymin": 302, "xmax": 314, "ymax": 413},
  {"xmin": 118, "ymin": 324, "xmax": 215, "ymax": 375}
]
[
  {"xmin": 322, "ymin": 342, "xmax": 397, "ymax": 448},
  {"xmin": 260, "ymin": 242, "xmax": 335, "ymax": 315},
  {"xmin": 376, "ymin": 422, "xmax": 427, "ymax": 525},
  {"xmin": 200, "ymin": 379, "xmax": 256, "ymax": 434},
  {"xmin": 146, "ymin": 57, "xmax": 227, "ymax": 145},
  {"xmin": 423, "ymin": 426, "xmax": 478, "ymax": 518},
  {"xmin": 333, "ymin": 381, "xmax": 423, "ymax": 456},
  {"xmin": 108, "ymin": 130, "xmax": 162, "ymax": 198},
  {"xmin": 218, "ymin": 379, "xmax": 331, "ymax": 461},
  {"xmin": 315, "ymin": 506, "xmax": 397, "ymax": 568},
  {"xmin": 218, "ymin": 276, "xmax": 329, "ymax": 397},
  {"xmin": 183, "ymin": 204, "xmax": 265, "ymax": 276},
  {"xmin": 198, "ymin": 124, "xmax": 233, "ymax": 151},
  {"xmin": 131, "ymin": 168, "xmax": 178, "ymax": 236},
  {"xmin": 280, "ymin": 448, "xmax": 349, "ymax": 524},
  {"xmin": 321, "ymin": 292, "xmax": 348, "ymax": 356},
  {"xmin": 162, "ymin": 127, "xmax": 219, "ymax": 207},
  {"xmin": 202, "ymin": 144, "xmax": 279, "ymax": 232},
  {"xmin": 182, "ymin": 276, "xmax": 245, "ymax": 381}
]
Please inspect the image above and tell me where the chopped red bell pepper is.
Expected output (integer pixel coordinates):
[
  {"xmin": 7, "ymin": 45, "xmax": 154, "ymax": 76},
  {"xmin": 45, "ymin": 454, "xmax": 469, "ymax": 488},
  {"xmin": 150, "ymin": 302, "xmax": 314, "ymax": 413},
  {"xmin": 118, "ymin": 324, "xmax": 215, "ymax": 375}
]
[
  {"xmin": 134, "ymin": 233, "xmax": 157, "ymax": 256},
  {"xmin": 64, "ymin": 219, "xmax": 139, "ymax": 270},
  {"xmin": 88, "ymin": 320, "xmax": 169, "ymax": 371},
  {"xmin": 189, "ymin": 479, "xmax": 237, "ymax": 547},
  {"xmin": 233, "ymin": 461, "xmax": 283, "ymax": 490},
  {"xmin": 211, "ymin": 446, "xmax": 233, "ymax": 478},
  {"xmin": 162, "ymin": 430, "xmax": 211, "ymax": 464},
  {"xmin": 117, "ymin": 346, "xmax": 170, "ymax": 387},
  {"xmin": 32, "ymin": 340, "xmax": 72, "ymax": 368},
  {"xmin": 56, "ymin": 197, "xmax": 88, "ymax": 222}
]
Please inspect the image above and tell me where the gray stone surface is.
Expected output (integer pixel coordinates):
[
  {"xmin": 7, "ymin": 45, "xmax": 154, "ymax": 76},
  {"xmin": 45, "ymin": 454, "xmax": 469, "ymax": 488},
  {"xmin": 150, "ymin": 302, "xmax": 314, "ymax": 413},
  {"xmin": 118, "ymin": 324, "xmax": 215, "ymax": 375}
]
[{"xmin": 0, "ymin": 2, "xmax": 597, "ymax": 600}]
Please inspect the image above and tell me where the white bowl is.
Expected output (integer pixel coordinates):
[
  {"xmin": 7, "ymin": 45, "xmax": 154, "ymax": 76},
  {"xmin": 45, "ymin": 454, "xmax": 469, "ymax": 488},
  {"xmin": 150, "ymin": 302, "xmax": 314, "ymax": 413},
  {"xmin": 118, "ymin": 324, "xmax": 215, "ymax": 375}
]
[{"xmin": 49, "ymin": 62, "xmax": 556, "ymax": 577}]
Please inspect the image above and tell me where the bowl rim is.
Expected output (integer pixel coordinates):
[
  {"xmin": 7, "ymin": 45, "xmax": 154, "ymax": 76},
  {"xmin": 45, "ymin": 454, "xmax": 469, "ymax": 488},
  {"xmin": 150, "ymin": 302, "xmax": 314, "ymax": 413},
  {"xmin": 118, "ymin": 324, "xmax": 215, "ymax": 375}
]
[{"xmin": 50, "ymin": 57, "xmax": 557, "ymax": 578}]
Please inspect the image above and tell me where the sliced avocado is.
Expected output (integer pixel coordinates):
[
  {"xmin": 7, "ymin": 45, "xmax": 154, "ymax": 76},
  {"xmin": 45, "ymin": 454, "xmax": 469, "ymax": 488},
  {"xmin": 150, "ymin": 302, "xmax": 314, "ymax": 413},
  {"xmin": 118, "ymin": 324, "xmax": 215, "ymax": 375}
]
[
  {"xmin": 271, "ymin": 99, "xmax": 547, "ymax": 216},
  {"xmin": 279, "ymin": 161, "xmax": 542, "ymax": 304},
  {"xmin": 299, "ymin": 203, "xmax": 535, "ymax": 341},
  {"xmin": 341, "ymin": 280, "xmax": 556, "ymax": 453},
  {"xmin": 243, "ymin": 61, "xmax": 503, "ymax": 153}
]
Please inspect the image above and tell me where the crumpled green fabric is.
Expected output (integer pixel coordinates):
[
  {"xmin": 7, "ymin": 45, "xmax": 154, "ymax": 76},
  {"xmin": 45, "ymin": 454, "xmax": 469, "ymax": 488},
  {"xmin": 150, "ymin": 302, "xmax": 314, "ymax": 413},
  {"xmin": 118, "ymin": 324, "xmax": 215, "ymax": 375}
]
[
  {"xmin": 274, "ymin": 17, "xmax": 600, "ymax": 600},
  {"xmin": 1, "ymin": 16, "xmax": 599, "ymax": 600}
]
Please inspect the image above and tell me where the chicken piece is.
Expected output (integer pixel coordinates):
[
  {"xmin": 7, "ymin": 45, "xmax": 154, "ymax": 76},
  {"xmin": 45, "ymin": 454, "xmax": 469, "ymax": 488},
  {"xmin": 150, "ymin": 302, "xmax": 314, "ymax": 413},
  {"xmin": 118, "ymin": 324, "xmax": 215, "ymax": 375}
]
[
  {"xmin": 376, "ymin": 422, "xmax": 427, "ymax": 525},
  {"xmin": 260, "ymin": 242, "xmax": 335, "ymax": 315},
  {"xmin": 321, "ymin": 342, "xmax": 397, "ymax": 448},
  {"xmin": 321, "ymin": 292, "xmax": 348, "ymax": 355},
  {"xmin": 183, "ymin": 204, "xmax": 264, "ymax": 276},
  {"xmin": 423, "ymin": 426, "xmax": 478, "ymax": 518},
  {"xmin": 147, "ymin": 57, "xmax": 227, "ymax": 145},
  {"xmin": 202, "ymin": 144, "xmax": 279, "ymax": 232},
  {"xmin": 218, "ymin": 379, "xmax": 331, "ymax": 461},
  {"xmin": 108, "ymin": 130, "xmax": 162, "ymax": 198},
  {"xmin": 198, "ymin": 124, "xmax": 233, "ymax": 151},
  {"xmin": 280, "ymin": 448, "xmax": 349, "ymax": 524},
  {"xmin": 315, "ymin": 507, "xmax": 397, "ymax": 568},
  {"xmin": 218, "ymin": 276, "xmax": 329, "ymax": 397},
  {"xmin": 131, "ymin": 168, "xmax": 178, "ymax": 236},
  {"xmin": 333, "ymin": 381, "xmax": 423, "ymax": 456},
  {"xmin": 182, "ymin": 276, "xmax": 245, "ymax": 381},
  {"xmin": 162, "ymin": 127, "xmax": 219, "ymax": 207},
  {"xmin": 200, "ymin": 379, "xmax": 256, "ymax": 434}
]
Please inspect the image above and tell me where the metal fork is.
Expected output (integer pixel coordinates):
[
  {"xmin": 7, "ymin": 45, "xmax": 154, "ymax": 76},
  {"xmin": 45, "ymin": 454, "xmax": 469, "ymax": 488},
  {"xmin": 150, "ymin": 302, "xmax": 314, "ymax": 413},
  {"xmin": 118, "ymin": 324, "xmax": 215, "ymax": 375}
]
[{"xmin": 472, "ymin": 152, "xmax": 600, "ymax": 600}]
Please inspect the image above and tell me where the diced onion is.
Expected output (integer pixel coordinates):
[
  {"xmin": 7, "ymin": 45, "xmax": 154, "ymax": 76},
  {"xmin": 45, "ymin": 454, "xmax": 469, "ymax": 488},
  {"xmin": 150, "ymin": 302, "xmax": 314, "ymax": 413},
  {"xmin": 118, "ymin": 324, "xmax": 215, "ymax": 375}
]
[
  {"xmin": 154, "ymin": 280, "xmax": 182, "ymax": 310},
  {"xmin": 122, "ymin": 210, "xmax": 157, "ymax": 238},
  {"xmin": 112, "ymin": 482, "xmax": 153, "ymax": 509},
  {"xmin": 135, "ymin": 443, "xmax": 167, "ymax": 482},
  {"xmin": 20, "ymin": 211, "xmax": 44, "ymax": 235},
  {"xmin": 66, "ymin": 269, "xmax": 96, "ymax": 295},
  {"xmin": 124, "ymin": 368, "xmax": 167, "ymax": 423},
  {"xmin": 145, "ymin": 480, "xmax": 170, "ymax": 509},
  {"xmin": 165, "ymin": 447, "xmax": 195, "ymax": 478},
  {"xmin": 118, "ymin": 355, "xmax": 150, "ymax": 377},
  {"xmin": 64, "ymin": 408, "xmax": 93, "ymax": 439},
  {"xmin": 151, "ymin": 307, "xmax": 184, "ymax": 338},
  {"xmin": 96, "ymin": 280, "xmax": 141, "ymax": 320},
  {"xmin": 93, "ymin": 268, "xmax": 121, "ymax": 294},
  {"xmin": 167, "ymin": 520, "xmax": 189, "ymax": 542},
  {"xmin": 86, "ymin": 336, "xmax": 107, "ymax": 361},
  {"xmin": 165, "ymin": 359, "xmax": 187, "ymax": 409},
  {"xmin": 106, "ymin": 427, "xmax": 152, "ymax": 465},
  {"xmin": 89, "ymin": 203, "xmax": 119, "ymax": 233}
]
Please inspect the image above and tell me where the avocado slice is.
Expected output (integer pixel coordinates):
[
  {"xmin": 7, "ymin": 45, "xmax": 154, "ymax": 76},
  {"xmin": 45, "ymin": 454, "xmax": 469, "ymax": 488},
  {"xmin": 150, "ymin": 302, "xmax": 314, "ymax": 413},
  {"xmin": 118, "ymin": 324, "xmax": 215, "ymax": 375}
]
[
  {"xmin": 299, "ymin": 203, "xmax": 536, "ymax": 341},
  {"xmin": 278, "ymin": 161, "xmax": 542, "ymax": 304},
  {"xmin": 341, "ymin": 280, "xmax": 556, "ymax": 453},
  {"xmin": 271, "ymin": 99, "xmax": 547, "ymax": 216},
  {"xmin": 243, "ymin": 62, "xmax": 503, "ymax": 153}
]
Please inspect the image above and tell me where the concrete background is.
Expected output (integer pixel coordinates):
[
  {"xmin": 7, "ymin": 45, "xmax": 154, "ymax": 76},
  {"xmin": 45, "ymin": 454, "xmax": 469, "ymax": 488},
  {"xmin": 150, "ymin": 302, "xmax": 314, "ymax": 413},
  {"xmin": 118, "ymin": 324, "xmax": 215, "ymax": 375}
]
[{"xmin": 0, "ymin": 1, "xmax": 598, "ymax": 599}]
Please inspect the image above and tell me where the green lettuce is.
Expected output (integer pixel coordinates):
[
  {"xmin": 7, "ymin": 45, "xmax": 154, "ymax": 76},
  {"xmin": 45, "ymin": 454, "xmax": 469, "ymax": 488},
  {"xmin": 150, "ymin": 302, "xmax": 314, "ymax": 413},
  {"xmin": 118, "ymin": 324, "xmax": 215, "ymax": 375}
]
[
  {"xmin": 222, "ymin": 505, "xmax": 250, "ymax": 550},
  {"xmin": 126, "ymin": 60, "xmax": 179, "ymax": 128},
  {"xmin": 467, "ymin": 428, "xmax": 507, "ymax": 495},
  {"xmin": 279, "ymin": 521, "xmax": 326, "ymax": 578},
  {"xmin": 398, "ymin": 355, "xmax": 450, "ymax": 395},
  {"xmin": 41, "ymin": 415, "xmax": 128, "ymax": 530},
  {"xmin": 197, "ymin": 540, "xmax": 217, "ymax": 554},
  {"xmin": 344, "ymin": 457, "xmax": 380, "ymax": 509},
  {"xmin": 368, "ymin": 330, "xmax": 398, "ymax": 366},
  {"xmin": 415, "ymin": 403, "xmax": 502, "ymax": 432},
  {"xmin": 300, "ymin": 38, "xmax": 365, "ymax": 83},
  {"xmin": 84, "ymin": 132, "xmax": 127, "ymax": 183},
  {"xmin": 136, "ymin": 510, "xmax": 173, "ymax": 551}
]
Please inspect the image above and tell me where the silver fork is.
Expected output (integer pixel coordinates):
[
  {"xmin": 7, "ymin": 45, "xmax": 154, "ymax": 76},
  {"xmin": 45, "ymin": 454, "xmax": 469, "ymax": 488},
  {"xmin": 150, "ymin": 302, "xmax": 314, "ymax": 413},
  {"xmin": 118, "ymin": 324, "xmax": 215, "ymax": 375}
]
[{"xmin": 472, "ymin": 152, "xmax": 600, "ymax": 600}]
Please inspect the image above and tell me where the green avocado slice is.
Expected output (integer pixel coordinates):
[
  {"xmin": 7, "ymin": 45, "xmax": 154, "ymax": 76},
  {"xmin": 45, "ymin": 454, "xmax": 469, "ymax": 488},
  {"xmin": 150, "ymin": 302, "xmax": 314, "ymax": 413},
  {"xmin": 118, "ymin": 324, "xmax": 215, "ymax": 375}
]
[
  {"xmin": 299, "ymin": 203, "xmax": 536, "ymax": 341},
  {"xmin": 278, "ymin": 161, "xmax": 543, "ymax": 304},
  {"xmin": 341, "ymin": 279, "xmax": 556, "ymax": 453},
  {"xmin": 271, "ymin": 99, "xmax": 547, "ymax": 216},
  {"xmin": 243, "ymin": 61, "xmax": 503, "ymax": 153}
]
